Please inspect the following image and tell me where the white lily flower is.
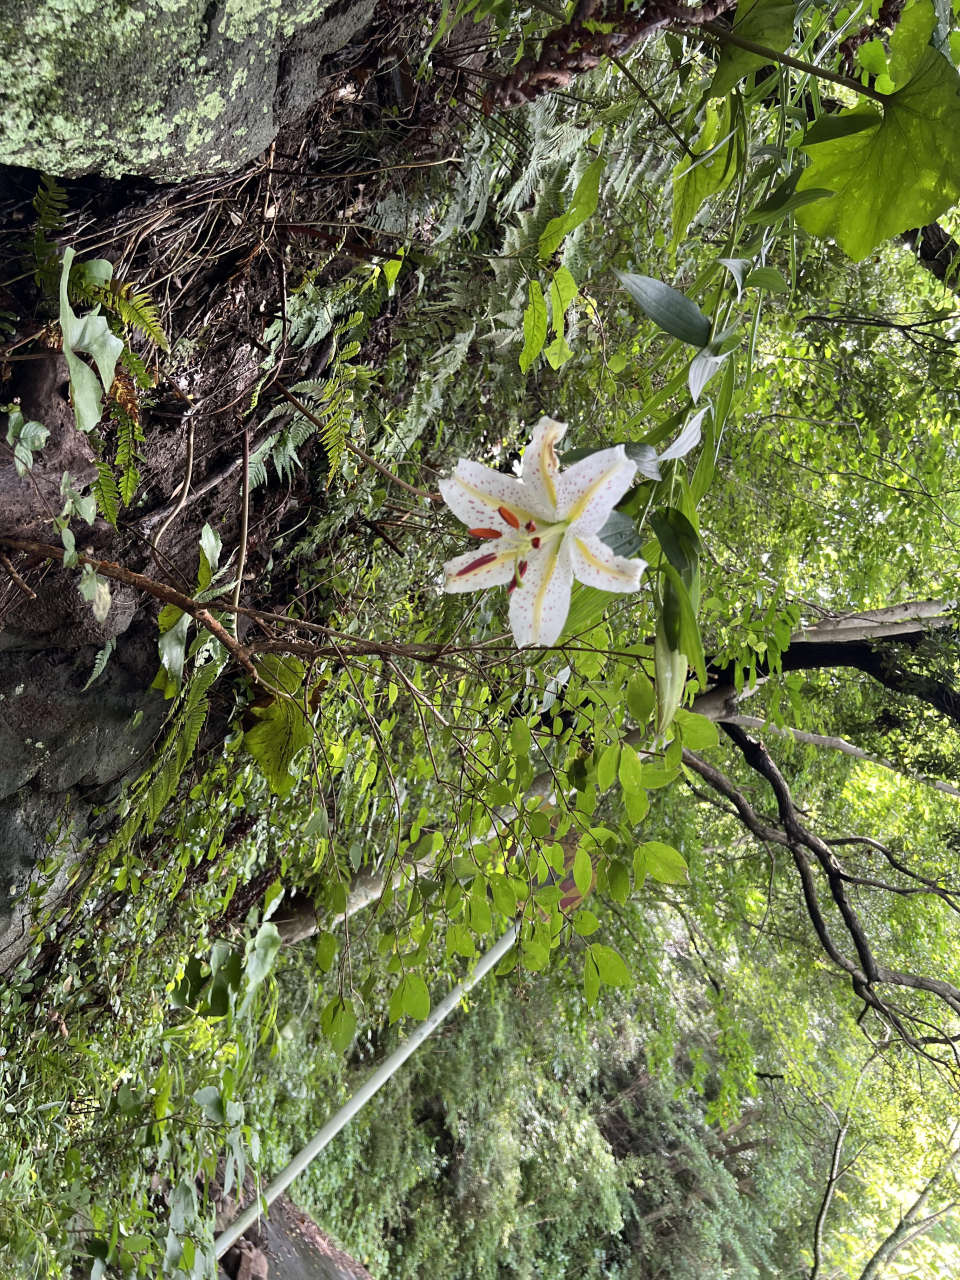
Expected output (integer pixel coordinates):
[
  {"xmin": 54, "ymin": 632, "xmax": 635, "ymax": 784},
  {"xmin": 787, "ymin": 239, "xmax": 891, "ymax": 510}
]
[{"xmin": 440, "ymin": 416, "xmax": 647, "ymax": 648}]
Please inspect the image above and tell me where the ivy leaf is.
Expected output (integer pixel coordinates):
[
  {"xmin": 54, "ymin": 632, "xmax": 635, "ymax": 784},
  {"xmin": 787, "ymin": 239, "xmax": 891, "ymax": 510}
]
[
  {"xmin": 243, "ymin": 699, "xmax": 313, "ymax": 796},
  {"xmin": 539, "ymin": 156, "xmax": 605, "ymax": 258},
  {"xmin": 797, "ymin": 47, "xmax": 960, "ymax": 261},
  {"xmin": 710, "ymin": 0, "xmax": 799, "ymax": 96},
  {"xmin": 615, "ymin": 271, "xmax": 712, "ymax": 348}
]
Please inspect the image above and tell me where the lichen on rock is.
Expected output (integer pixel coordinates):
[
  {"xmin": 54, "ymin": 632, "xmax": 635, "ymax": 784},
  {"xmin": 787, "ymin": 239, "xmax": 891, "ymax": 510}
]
[{"xmin": 0, "ymin": 0, "xmax": 374, "ymax": 179}]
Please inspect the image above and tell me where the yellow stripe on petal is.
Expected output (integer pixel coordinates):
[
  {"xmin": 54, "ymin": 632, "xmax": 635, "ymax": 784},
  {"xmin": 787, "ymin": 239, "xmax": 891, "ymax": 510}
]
[{"xmin": 522, "ymin": 416, "xmax": 567, "ymax": 517}]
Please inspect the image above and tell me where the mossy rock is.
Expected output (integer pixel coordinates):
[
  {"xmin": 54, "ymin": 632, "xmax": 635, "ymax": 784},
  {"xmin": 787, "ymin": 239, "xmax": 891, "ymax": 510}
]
[{"xmin": 0, "ymin": 0, "xmax": 374, "ymax": 180}]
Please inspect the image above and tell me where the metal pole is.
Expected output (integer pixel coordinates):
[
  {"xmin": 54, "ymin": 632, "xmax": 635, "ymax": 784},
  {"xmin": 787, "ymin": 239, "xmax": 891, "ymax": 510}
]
[{"xmin": 215, "ymin": 922, "xmax": 519, "ymax": 1258}]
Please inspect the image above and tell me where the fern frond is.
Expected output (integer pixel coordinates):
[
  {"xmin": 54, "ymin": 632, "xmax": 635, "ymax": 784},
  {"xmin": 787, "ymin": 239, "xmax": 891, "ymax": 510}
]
[
  {"xmin": 82, "ymin": 638, "xmax": 116, "ymax": 691},
  {"xmin": 112, "ymin": 404, "xmax": 144, "ymax": 506},
  {"xmin": 93, "ymin": 462, "xmax": 121, "ymax": 525},
  {"xmin": 33, "ymin": 174, "xmax": 67, "ymax": 232},
  {"xmin": 104, "ymin": 284, "xmax": 169, "ymax": 352},
  {"xmin": 120, "ymin": 346, "xmax": 155, "ymax": 389}
]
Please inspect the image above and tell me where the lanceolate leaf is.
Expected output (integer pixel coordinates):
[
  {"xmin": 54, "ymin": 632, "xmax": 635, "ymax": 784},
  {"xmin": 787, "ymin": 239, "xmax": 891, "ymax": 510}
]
[
  {"xmin": 671, "ymin": 98, "xmax": 737, "ymax": 255},
  {"xmin": 615, "ymin": 271, "xmax": 712, "ymax": 348},
  {"xmin": 539, "ymin": 156, "xmax": 605, "ymax": 258},
  {"xmin": 797, "ymin": 47, "xmax": 960, "ymax": 260},
  {"xmin": 519, "ymin": 280, "xmax": 548, "ymax": 373}
]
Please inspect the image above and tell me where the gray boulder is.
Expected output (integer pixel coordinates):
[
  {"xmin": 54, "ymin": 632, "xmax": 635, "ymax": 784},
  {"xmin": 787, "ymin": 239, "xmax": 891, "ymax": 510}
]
[{"xmin": 0, "ymin": 0, "xmax": 375, "ymax": 179}]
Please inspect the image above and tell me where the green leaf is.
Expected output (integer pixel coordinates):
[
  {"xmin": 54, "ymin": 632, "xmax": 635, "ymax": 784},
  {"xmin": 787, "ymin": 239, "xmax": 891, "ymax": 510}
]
[
  {"xmin": 640, "ymin": 762, "xmax": 680, "ymax": 789},
  {"xmin": 626, "ymin": 673, "xmax": 655, "ymax": 724},
  {"xmin": 797, "ymin": 47, "xmax": 960, "ymax": 260},
  {"xmin": 521, "ymin": 939, "xmax": 550, "ymax": 971},
  {"xmin": 608, "ymin": 858, "xmax": 630, "ymax": 904},
  {"xmin": 539, "ymin": 156, "xmax": 605, "ymax": 258},
  {"xmin": 597, "ymin": 742, "xmax": 620, "ymax": 792},
  {"xmin": 490, "ymin": 873, "xmax": 517, "ymax": 916},
  {"xmin": 573, "ymin": 909, "xmax": 600, "ymax": 936},
  {"xmin": 633, "ymin": 845, "xmax": 647, "ymax": 889},
  {"xmin": 157, "ymin": 611, "xmax": 190, "ymax": 692},
  {"xmin": 618, "ymin": 743, "xmax": 644, "ymax": 794},
  {"xmin": 549, "ymin": 265, "xmax": 579, "ymax": 334},
  {"xmin": 320, "ymin": 997, "xmax": 357, "ymax": 1051},
  {"xmin": 519, "ymin": 281, "xmax": 548, "ymax": 373},
  {"xmin": 596, "ymin": 509, "xmax": 644, "ymax": 558},
  {"xmin": 888, "ymin": 0, "xmax": 936, "ymax": 88},
  {"xmin": 638, "ymin": 840, "xmax": 688, "ymax": 884},
  {"xmin": 590, "ymin": 943, "xmax": 631, "ymax": 987},
  {"xmin": 583, "ymin": 952, "xmax": 600, "ymax": 1007},
  {"xmin": 674, "ymin": 708, "xmax": 719, "ymax": 750},
  {"xmin": 710, "ymin": 0, "xmax": 799, "ymax": 96},
  {"xmin": 744, "ymin": 180, "xmax": 834, "ymax": 225},
  {"xmin": 661, "ymin": 564, "xmax": 706, "ymax": 686},
  {"xmin": 243, "ymin": 699, "xmax": 312, "ymax": 796},
  {"xmin": 510, "ymin": 717, "xmax": 532, "ymax": 758},
  {"xmin": 671, "ymin": 98, "xmax": 736, "ymax": 254},
  {"xmin": 401, "ymin": 973, "xmax": 430, "ymax": 1020},
  {"xmin": 615, "ymin": 271, "xmax": 712, "ymax": 348},
  {"xmin": 743, "ymin": 266, "xmax": 789, "ymax": 293},
  {"xmin": 245, "ymin": 922, "xmax": 282, "ymax": 987},
  {"xmin": 801, "ymin": 114, "xmax": 882, "ymax": 146},
  {"xmin": 255, "ymin": 653, "xmax": 305, "ymax": 696},
  {"xmin": 58, "ymin": 247, "xmax": 124, "ymax": 433},
  {"xmin": 544, "ymin": 334, "xmax": 574, "ymax": 368},
  {"xmin": 315, "ymin": 931, "xmax": 338, "ymax": 973},
  {"xmin": 573, "ymin": 846, "xmax": 594, "ymax": 899}
]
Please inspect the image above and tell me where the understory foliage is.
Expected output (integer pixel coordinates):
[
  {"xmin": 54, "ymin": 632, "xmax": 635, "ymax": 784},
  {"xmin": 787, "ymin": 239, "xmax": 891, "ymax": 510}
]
[{"xmin": 6, "ymin": 0, "xmax": 960, "ymax": 1276}]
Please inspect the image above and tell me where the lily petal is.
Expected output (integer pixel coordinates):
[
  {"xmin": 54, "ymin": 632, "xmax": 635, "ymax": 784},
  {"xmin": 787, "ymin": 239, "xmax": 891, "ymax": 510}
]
[
  {"xmin": 440, "ymin": 459, "xmax": 549, "ymax": 532},
  {"xmin": 556, "ymin": 446, "xmax": 637, "ymax": 535},
  {"xmin": 570, "ymin": 535, "xmax": 646, "ymax": 593},
  {"xmin": 520, "ymin": 416, "xmax": 566, "ymax": 520},
  {"xmin": 659, "ymin": 406, "xmax": 708, "ymax": 461},
  {"xmin": 509, "ymin": 539, "xmax": 573, "ymax": 648},
  {"xmin": 443, "ymin": 546, "xmax": 518, "ymax": 593}
]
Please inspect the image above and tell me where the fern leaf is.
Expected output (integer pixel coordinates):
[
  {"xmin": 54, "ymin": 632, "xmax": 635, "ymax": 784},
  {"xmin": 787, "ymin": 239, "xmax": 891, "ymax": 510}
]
[
  {"xmin": 82, "ymin": 638, "xmax": 116, "ymax": 691},
  {"xmin": 120, "ymin": 346, "xmax": 155, "ymax": 389},
  {"xmin": 32, "ymin": 174, "xmax": 67, "ymax": 232},
  {"xmin": 107, "ymin": 284, "xmax": 170, "ymax": 352},
  {"xmin": 93, "ymin": 461, "xmax": 121, "ymax": 525}
]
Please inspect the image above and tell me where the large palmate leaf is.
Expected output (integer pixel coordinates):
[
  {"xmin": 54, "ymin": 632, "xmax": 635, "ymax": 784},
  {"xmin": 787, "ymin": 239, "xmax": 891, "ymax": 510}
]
[
  {"xmin": 796, "ymin": 46, "xmax": 960, "ymax": 261},
  {"xmin": 710, "ymin": 0, "xmax": 798, "ymax": 97}
]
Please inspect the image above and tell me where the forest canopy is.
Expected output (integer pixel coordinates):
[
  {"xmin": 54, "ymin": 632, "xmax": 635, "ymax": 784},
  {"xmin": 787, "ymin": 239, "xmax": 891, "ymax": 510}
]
[{"xmin": 4, "ymin": 0, "xmax": 960, "ymax": 1275}]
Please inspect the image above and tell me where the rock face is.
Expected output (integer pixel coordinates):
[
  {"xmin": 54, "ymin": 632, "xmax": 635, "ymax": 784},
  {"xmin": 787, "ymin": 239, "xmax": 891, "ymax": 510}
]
[{"xmin": 0, "ymin": 0, "xmax": 375, "ymax": 180}]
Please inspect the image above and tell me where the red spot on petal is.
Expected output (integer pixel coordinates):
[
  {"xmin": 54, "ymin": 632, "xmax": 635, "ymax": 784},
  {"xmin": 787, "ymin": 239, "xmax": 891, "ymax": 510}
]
[
  {"xmin": 456, "ymin": 553, "xmax": 497, "ymax": 576},
  {"xmin": 498, "ymin": 505, "xmax": 520, "ymax": 529},
  {"xmin": 469, "ymin": 527, "xmax": 503, "ymax": 540}
]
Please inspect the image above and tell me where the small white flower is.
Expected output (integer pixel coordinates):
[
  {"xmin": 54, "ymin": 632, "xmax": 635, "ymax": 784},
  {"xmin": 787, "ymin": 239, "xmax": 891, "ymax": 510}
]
[{"xmin": 441, "ymin": 416, "xmax": 646, "ymax": 648}]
